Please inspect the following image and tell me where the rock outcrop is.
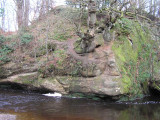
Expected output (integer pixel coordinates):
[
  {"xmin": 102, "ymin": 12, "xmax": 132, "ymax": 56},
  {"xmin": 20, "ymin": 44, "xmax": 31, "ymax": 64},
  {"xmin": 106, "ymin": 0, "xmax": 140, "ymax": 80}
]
[
  {"xmin": 0, "ymin": 37, "xmax": 123, "ymax": 98},
  {"xmin": 1, "ymin": 16, "xmax": 159, "ymax": 100}
]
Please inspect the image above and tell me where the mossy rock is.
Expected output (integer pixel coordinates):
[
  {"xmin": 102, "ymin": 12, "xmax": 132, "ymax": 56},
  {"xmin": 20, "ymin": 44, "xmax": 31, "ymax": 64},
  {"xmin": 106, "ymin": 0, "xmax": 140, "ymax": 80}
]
[
  {"xmin": 112, "ymin": 18, "xmax": 156, "ymax": 99},
  {"xmin": 14, "ymin": 73, "xmax": 38, "ymax": 85},
  {"xmin": 37, "ymin": 77, "xmax": 66, "ymax": 93},
  {"xmin": 74, "ymin": 39, "xmax": 83, "ymax": 54},
  {"xmin": 94, "ymin": 34, "xmax": 104, "ymax": 46}
]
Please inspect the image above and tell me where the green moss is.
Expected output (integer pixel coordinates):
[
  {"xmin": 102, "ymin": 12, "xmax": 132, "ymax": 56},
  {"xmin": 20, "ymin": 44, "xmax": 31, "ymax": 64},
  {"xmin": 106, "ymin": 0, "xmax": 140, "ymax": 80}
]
[
  {"xmin": 112, "ymin": 18, "xmax": 155, "ymax": 100},
  {"xmin": 121, "ymin": 75, "xmax": 132, "ymax": 93},
  {"xmin": 94, "ymin": 34, "xmax": 104, "ymax": 46},
  {"xmin": 15, "ymin": 74, "xmax": 38, "ymax": 85},
  {"xmin": 142, "ymin": 81, "xmax": 149, "ymax": 94},
  {"xmin": 74, "ymin": 39, "xmax": 83, "ymax": 54},
  {"xmin": 152, "ymin": 82, "xmax": 160, "ymax": 91},
  {"xmin": 115, "ymin": 18, "xmax": 132, "ymax": 35}
]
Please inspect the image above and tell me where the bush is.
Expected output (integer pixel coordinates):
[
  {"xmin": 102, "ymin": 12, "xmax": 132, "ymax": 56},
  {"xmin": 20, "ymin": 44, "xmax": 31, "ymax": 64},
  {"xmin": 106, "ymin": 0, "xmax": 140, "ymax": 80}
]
[
  {"xmin": 20, "ymin": 33, "xmax": 33, "ymax": 45},
  {"xmin": 0, "ymin": 35, "xmax": 6, "ymax": 46},
  {"xmin": 0, "ymin": 35, "xmax": 13, "ymax": 63}
]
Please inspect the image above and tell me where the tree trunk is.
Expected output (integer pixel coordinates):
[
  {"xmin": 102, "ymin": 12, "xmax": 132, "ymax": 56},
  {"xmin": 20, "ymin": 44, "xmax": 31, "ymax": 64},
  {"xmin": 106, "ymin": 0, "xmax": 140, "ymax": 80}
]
[
  {"xmin": 45, "ymin": 0, "xmax": 49, "ymax": 13},
  {"xmin": 16, "ymin": 0, "xmax": 24, "ymax": 29},
  {"xmin": 1, "ymin": 0, "xmax": 6, "ymax": 30},
  {"xmin": 39, "ymin": 0, "xmax": 45, "ymax": 18},
  {"xmin": 88, "ymin": 0, "xmax": 97, "ymax": 36},
  {"xmin": 45, "ymin": 21, "xmax": 49, "ymax": 61},
  {"xmin": 24, "ymin": 0, "xmax": 30, "ymax": 27},
  {"xmin": 153, "ymin": 0, "xmax": 157, "ymax": 16},
  {"xmin": 75, "ymin": 0, "xmax": 97, "ymax": 54},
  {"xmin": 149, "ymin": 0, "xmax": 153, "ymax": 14}
]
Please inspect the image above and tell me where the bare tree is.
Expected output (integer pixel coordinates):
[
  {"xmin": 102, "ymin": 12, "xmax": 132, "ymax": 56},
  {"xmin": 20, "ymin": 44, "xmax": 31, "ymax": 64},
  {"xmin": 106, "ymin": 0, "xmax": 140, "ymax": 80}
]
[
  {"xmin": 24, "ymin": 0, "xmax": 30, "ymax": 27},
  {"xmin": 73, "ymin": 0, "xmax": 130, "ymax": 54},
  {"xmin": 0, "ymin": 0, "xmax": 6, "ymax": 30},
  {"xmin": 14, "ymin": 0, "xmax": 24, "ymax": 29},
  {"xmin": 39, "ymin": 0, "xmax": 45, "ymax": 18},
  {"xmin": 75, "ymin": 0, "xmax": 97, "ymax": 54},
  {"xmin": 14, "ymin": 0, "xmax": 30, "ymax": 29},
  {"xmin": 39, "ymin": 0, "xmax": 54, "ymax": 19},
  {"xmin": 149, "ymin": 0, "xmax": 153, "ymax": 14}
]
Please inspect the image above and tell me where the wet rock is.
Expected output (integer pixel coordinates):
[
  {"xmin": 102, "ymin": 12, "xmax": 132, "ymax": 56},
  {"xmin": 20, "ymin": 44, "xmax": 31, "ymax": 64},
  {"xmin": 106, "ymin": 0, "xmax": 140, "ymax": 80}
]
[
  {"xmin": 0, "ymin": 71, "xmax": 122, "ymax": 96},
  {"xmin": 38, "ymin": 78, "xmax": 67, "ymax": 94}
]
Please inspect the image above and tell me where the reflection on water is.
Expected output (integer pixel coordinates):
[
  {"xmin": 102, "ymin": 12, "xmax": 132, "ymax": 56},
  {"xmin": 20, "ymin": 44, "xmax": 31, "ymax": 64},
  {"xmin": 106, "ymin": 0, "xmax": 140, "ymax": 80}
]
[{"xmin": 0, "ymin": 90, "xmax": 160, "ymax": 120}]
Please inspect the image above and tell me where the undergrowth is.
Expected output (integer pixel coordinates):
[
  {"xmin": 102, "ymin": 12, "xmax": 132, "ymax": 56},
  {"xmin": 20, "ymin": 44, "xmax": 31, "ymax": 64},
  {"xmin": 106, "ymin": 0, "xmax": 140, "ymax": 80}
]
[{"xmin": 0, "ymin": 35, "xmax": 14, "ymax": 63}]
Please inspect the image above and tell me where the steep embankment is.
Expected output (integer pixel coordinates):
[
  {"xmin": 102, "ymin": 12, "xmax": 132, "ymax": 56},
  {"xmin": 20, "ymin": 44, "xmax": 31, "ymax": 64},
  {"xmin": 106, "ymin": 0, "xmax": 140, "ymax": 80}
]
[
  {"xmin": 112, "ymin": 18, "xmax": 160, "ymax": 100},
  {"xmin": 0, "ymin": 7, "xmax": 160, "ymax": 100}
]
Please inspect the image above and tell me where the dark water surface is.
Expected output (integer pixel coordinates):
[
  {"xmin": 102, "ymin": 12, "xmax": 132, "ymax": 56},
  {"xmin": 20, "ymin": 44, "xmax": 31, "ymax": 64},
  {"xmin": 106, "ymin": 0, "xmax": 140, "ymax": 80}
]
[{"xmin": 0, "ymin": 90, "xmax": 160, "ymax": 120}]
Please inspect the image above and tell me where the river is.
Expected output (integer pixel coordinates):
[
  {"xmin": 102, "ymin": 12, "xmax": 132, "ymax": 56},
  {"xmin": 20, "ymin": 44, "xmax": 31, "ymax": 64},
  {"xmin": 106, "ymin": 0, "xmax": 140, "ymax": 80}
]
[{"xmin": 0, "ymin": 90, "xmax": 160, "ymax": 120}]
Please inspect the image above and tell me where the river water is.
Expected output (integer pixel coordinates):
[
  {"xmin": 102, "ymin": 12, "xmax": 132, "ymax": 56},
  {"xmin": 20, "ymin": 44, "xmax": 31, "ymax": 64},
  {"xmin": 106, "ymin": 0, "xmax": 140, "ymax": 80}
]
[{"xmin": 0, "ymin": 90, "xmax": 160, "ymax": 120}]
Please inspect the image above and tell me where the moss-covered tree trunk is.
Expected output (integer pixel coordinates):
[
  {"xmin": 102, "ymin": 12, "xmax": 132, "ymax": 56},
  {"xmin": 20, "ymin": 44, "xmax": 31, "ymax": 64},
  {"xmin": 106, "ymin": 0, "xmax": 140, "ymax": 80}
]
[
  {"xmin": 88, "ymin": 0, "xmax": 97, "ymax": 36},
  {"xmin": 75, "ymin": 0, "xmax": 97, "ymax": 54}
]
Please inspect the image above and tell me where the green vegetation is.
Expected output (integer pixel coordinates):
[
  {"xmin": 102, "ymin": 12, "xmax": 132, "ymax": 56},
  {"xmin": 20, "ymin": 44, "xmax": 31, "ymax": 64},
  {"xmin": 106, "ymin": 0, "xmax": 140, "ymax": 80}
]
[
  {"xmin": 53, "ymin": 49, "xmax": 68, "ymax": 68},
  {"xmin": 115, "ymin": 18, "xmax": 132, "ymax": 35},
  {"xmin": 15, "ymin": 74, "xmax": 38, "ymax": 85},
  {"xmin": 38, "ymin": 49, "xmax": 68, "ymax": 77},
  {"xmin": 33, "ymin": 43, "xmax": 56, "ymax": 57},
  {"xmin": 50, "ymin": 32, "xmax": 71, "ymax": 41},
  {"xmin": 0, "ymin": 35, "xmax": 14, "ymax": 63},
  {"xmin": 0, "ymin": 3, "xmax": 159, "ymax": 101},
  {"xmin": 20, "ymin": 32, "xmax": 33, "ymax": 45},
  {"xmin": 112, "ymin": 18, "xmax": 156, "ymax": 100},
  {"xmin": 74, "ymin": 39, "xmax": 83, "ymax": 54},
  {"xmin": 52, "ymin": 49, "xmax": 82, "ymax": 76}
]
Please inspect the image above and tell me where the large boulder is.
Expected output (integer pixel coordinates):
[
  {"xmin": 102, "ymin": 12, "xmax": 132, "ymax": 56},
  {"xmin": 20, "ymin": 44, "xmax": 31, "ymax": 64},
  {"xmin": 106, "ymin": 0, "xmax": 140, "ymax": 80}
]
[
  {"xmin": 0, "ymin": 72, "xmax": 122, "ymax": 96},
  {"xmin": 68, "ymin": 75, "xmax": 122, "ymax": 96}
]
